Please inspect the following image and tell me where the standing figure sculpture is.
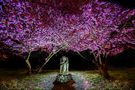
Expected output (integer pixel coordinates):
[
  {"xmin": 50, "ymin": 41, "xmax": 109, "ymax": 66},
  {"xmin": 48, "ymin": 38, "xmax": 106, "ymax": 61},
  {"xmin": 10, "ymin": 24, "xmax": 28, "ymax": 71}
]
[
  {"xmin": 60, "ymin": 56, "xmax": 69, "ymax": 75},
  {"xmin": 54, "ymin": 56, "xmax": 75, "ymax": 84}
]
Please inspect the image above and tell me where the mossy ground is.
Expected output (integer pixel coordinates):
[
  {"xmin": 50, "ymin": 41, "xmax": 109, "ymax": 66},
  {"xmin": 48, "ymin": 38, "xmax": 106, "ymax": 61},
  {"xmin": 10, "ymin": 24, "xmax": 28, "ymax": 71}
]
[{"xmin": 0, "ymin": 68, "xmax": 135, "ymax": 90}]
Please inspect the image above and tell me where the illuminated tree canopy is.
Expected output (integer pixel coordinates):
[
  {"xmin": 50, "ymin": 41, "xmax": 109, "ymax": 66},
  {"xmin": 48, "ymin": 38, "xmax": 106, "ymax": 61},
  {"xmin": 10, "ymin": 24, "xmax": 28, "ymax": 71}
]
[{"xmin": 0, "ymin": 0, "xmax": 135, "ymax": 56}]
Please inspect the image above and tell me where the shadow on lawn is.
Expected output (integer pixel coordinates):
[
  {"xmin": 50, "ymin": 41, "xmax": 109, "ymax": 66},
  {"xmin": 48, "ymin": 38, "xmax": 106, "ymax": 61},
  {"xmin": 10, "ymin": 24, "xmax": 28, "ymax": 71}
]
[{"xmin": 52, "ymin": 82, "xmax": 75, "ymax": 90}]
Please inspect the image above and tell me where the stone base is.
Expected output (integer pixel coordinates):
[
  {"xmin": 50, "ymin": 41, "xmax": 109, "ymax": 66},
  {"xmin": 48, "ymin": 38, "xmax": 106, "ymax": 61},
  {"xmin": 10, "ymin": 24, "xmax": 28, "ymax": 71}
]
[
  {"xmin": 53, "ymin": 74, "xmax": 75, "ymax": 84},
  {"xmin": 52, "ymin": 80, "xmax": 76, "ymax": 90}
]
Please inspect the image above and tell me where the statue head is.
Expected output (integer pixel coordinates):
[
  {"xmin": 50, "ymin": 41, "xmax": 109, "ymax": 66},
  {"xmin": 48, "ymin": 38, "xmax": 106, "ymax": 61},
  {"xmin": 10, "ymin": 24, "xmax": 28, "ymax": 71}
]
[
  {"xmin": 61, "ymin": 56, "xmax": 68, "ymax": 62},
  {"xmin": 62, "ymin": 56, "xmax": 67, "ymax": 62}
]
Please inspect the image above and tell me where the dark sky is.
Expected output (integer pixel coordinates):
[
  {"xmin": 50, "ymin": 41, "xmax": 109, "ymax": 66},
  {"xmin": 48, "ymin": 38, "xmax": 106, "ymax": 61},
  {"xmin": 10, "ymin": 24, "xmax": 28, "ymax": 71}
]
[{"xmin": 108, "ymin": 0, "xmax": 135, "ymax": 8}]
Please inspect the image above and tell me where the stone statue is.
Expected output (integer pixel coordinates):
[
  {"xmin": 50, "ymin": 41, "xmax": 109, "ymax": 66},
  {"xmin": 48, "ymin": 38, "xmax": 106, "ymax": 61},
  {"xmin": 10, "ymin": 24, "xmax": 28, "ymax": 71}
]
[
  {"xmin": 54, "ymin": 56, "xmax": 75, "ymax": 84},
  {"xmin": 60, "ymin": 56, "xmax": 69, "ymax": 75}
]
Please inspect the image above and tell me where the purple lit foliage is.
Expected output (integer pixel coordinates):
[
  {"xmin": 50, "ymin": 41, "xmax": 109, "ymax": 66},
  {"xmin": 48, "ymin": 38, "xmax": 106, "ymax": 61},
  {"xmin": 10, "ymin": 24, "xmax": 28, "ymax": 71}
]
[{"xmin": 0, "ymin": 0, "xmax": 135, "ymax": 56}]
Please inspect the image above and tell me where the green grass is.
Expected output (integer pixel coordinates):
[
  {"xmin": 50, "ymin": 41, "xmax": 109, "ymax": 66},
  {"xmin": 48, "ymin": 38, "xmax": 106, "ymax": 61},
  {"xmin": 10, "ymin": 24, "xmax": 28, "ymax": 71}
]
[{"xmin": 0, "ymin": 68, "xmax": 135, "ymax": 90}]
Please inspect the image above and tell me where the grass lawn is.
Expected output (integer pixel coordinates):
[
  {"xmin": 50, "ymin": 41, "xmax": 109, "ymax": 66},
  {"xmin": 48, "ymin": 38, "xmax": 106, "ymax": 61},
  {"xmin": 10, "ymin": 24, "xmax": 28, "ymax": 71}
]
[{"xmin": 0, "ymin": 68, "xmax": 135, "ymax": 90}]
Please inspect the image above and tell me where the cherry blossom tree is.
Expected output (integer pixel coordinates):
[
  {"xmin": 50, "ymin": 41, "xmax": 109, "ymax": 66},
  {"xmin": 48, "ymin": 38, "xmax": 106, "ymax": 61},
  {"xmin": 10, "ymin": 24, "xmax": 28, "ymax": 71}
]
[{"xmin": 0, "ymin": 0, "xmax": 135, "ymax": 77}]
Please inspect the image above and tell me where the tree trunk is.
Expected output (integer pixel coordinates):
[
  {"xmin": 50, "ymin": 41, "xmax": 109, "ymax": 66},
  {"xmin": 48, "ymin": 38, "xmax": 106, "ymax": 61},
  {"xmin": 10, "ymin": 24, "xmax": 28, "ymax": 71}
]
[
  {"xmin": 26, "ymin": 59, "xmax": 32, "ymax": 75},
  {"xmin": 25, "ymin": 51, "xmax": 32, "ymax": 75},
  {"xmin": 93, "ymin": 52, "xmax": 110, "ymax": 79},
  {"xmin": 98, "ymin": 64, "xmax": 110, "ymax": 79}
]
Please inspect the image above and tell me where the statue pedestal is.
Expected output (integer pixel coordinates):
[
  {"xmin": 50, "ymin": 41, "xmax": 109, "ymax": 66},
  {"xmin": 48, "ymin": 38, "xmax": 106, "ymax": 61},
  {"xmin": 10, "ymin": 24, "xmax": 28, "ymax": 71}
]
[
  {"xmin": 53, "ymin": 74, "xmax": 75, "ymax": 90},
  {"xmin": 53, "ymin": 74, "xmax": 75, "ymax": 84}
]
